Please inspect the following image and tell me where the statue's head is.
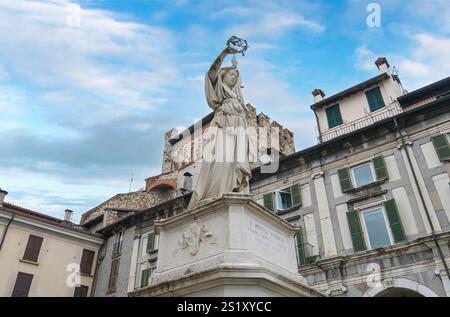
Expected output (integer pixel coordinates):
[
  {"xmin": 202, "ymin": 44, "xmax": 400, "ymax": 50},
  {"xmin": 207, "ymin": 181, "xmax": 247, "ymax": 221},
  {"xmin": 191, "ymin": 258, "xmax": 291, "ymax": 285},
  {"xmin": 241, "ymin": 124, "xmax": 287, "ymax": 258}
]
[{"xmin": 220, "ymin": 67, "xmax": 239, "ymax": 88}]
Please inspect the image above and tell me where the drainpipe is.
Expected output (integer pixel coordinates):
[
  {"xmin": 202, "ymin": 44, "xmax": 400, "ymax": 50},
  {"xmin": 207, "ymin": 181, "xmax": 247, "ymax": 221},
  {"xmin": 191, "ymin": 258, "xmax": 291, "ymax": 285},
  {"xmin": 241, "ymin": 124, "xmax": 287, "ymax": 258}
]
[
  {"xmin": 393, "ymin": 117, "xmax": 450, "ymax": 281},
  {"xmin": 0, "ymin": 212, "xmax": 15, "ymax": 251}
]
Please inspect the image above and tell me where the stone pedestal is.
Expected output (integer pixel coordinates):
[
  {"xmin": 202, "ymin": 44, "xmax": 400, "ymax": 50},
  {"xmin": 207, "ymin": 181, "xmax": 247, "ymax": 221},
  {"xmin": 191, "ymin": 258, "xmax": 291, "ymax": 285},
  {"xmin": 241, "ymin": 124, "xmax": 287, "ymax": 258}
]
[{"xmin": 130, "ymin": 193, "xmax": 323, "ymax": 297}]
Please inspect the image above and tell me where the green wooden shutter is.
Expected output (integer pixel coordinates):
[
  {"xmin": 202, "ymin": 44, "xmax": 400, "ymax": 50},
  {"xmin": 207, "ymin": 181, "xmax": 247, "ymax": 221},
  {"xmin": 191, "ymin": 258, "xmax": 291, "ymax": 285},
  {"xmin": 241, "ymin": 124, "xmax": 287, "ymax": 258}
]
[
  {"xmin": 346, "ymin": 209, "xmax": 366, "ymax": 252},
  {"xmin": 338, "ymin": 168, "xmax": 353, "ymax": 192},
  {"xmin": 146, "ymin": 232, "xmax": 155, "ymax": 252},
  {"xmin": 291, "ymin": 184, "xmax": 302, "ymax": 208},
  {"xmin": 140, "ymin": 268, "xmax": 150, "ymax": 288},
  {"xmin": 295, "ymin": 228, "xmax": 306, "ymax": 265},
  {"xmin": 366, "ymin": 87, "xmax": 385, "ymax": 112},
  {"xmin": 431, "ymin": 134, "xmax": 450, "ymax": 162},
  {"xmin": 384, "ymin": 199, "xmax": 406, "ymax": 243},
  {"xmin": 326, "ymin": 104, "xmax": 343, "ymax": 129},
  {"xmin": 373, "ymin": 156, "xmax": 388, "ymax": 180},
  {"xmin": 263, "ymin": 193, "xmax": 274, "ymax": 212}
]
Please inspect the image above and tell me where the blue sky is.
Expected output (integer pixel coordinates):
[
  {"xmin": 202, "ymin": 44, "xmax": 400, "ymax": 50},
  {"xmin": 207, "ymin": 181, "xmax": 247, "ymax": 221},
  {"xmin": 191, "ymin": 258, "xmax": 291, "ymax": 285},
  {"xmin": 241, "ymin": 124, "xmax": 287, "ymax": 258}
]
[{"xmin": 1, "ymin": 0, "xmax": 449, "ymax": 222}]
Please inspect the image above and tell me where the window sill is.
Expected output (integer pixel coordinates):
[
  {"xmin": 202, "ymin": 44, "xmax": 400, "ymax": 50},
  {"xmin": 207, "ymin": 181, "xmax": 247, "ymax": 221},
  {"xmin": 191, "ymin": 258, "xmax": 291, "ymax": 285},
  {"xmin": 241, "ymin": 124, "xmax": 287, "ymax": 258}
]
[
  {"xmin": 276, "ymin": 205, "xmax": 301, "ymax": 216},
  {"xmin": 347, "ymin": 189, "xmax": 387, "ymax": 205},
  {"xmin": 345, "ymin": 179, "xmax": 387, "ymax": 194},
  {"xmin": 146, "ymin": 249, "xmax": 158, "ymax": 255},
  {"xmin": 298, "ymin": 256, "xmax": 320, "ymax": 267},
  {"xmin": 19, "ymin": 259, "xmax": 39, "ymax": 266}
]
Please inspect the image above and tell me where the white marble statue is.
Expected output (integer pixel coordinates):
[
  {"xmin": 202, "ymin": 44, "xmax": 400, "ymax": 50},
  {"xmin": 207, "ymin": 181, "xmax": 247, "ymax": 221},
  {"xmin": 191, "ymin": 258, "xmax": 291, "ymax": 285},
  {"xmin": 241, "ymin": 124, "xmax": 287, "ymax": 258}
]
[{"xmin": 188, "ymin": 42, "xmax": 254, "ymax": 209}]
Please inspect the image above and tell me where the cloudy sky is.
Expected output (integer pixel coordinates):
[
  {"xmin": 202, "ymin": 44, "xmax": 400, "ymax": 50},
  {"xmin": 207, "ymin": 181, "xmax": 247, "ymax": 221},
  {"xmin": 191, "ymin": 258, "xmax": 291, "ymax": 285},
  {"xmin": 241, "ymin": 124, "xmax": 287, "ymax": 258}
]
[{"xmin": 1, "ymin": 0, "xmax": 449, "ymax": 222}]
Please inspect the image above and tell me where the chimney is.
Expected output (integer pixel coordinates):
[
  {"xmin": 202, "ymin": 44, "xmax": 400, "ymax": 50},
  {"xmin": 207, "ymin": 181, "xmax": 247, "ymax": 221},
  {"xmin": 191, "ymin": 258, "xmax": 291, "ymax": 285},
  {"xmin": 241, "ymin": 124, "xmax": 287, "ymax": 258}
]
[
  {"xmin": 64, "ymin": 209, "xmax": 74, "ymax": 223},
  {"xmin": 0, "ymin": 188, "xmax": 8, "ymax": 205},
  {"xmin": 375, "ymin": 57, "xmax": 390, "ymax": 74},
  {"xmin": 182, "ymin": 172, "xmax": 193, "ymax": 191},
  {"xmin": 312, "ymin": 89, "xmax": 325, "ymax": 103}
]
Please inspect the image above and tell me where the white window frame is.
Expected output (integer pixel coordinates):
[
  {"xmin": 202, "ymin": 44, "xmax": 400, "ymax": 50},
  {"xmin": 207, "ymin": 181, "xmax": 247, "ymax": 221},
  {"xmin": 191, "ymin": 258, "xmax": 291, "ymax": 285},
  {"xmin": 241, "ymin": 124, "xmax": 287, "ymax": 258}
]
[
  {"xmin": 359, "ymin": 205, "xmax": 394, "ymax": 250},
  {"xmin": 350, "ymin": 161, "xmax": 376, "ymax": 188},
  {"xmin": 275, "ymin": 187, "xmax": 293, "ymax": 211},
  {"xmin": 116, "ymin": 231, "xmax": 124, "ymax": 244},
  {"xmin": 139, "ymin": 265, "xmax": 156, "ymax": 288},
  {"xmin": 141, "ymin": 231, "xmax": 159, "ymax": 257},
  {"xmin": 113, "ymin": 231, "xmax": 124, "ymax": 255},
  {"xmin": 154, "ymin": 233, "xmax": 159, "ymax": 251}
]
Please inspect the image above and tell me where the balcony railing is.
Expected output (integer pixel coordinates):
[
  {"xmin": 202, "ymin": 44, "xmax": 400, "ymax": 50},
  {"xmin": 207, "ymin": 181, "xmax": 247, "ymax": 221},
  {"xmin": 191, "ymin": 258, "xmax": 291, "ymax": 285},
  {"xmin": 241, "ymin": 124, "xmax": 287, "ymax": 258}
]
[{"xmin": 320, "ymin": 103, "xmax": 403, "ymax": 143}]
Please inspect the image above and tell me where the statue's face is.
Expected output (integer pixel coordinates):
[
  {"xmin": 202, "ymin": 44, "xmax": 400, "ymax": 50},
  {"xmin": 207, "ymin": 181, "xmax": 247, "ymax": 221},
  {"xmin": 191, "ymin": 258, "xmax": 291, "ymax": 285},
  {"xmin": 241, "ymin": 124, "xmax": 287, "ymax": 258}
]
[{"xmin": 223, "ymin": 69, "xmax": 238, "ymax": 87}]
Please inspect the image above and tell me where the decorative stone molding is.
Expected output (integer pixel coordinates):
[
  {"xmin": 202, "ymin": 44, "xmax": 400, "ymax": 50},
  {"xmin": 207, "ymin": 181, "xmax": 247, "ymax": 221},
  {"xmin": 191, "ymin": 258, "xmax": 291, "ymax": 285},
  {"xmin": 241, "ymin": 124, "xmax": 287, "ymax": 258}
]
[
  {"xmin": 311, "ymin": 171, "xmax": 324, "ymax": 180},
  {"xmin": 363, "ymin": 278, "xmax": 439, "ymax": 297},
  {"xmin": 179, "ymin": 223, "xmax": 214, "ymax": 255}
]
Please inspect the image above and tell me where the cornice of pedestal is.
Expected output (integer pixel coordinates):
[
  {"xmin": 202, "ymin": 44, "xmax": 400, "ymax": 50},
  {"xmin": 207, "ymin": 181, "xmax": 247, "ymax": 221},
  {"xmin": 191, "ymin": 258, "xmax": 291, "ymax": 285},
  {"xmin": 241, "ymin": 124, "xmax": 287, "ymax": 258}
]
[
  {"xmin": 129, "ymin": 263, "xmax": 325, "ymax": 297},
  {"xmin": 153, "ymin": 193, "xmax": 299, "ymax": 235}
]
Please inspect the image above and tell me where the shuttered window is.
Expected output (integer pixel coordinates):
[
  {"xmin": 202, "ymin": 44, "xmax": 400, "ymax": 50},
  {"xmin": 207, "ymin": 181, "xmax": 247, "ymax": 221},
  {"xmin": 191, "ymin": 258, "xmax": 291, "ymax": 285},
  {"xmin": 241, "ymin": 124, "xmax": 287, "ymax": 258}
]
[
  {"xmin": 346, "ymin": 209, "xmax": 367, "ymax": 252},
  {"xmin": 431, "ymin": 134, "xmax": 450, "ymax": 162},
  {"xmin": 372, "ymin": 156, "xmax": 389, "ymax": 180},
  {"xmin": 11, "ymin": 272, "xmax": 33, "ymax": 297},
  {"xmin": 338, "ymin": 168, "xmax": 353, "ymax": 192},
  {"xmin": 384, "ymin": 199, "xmax": 406, "ymax": 243},
  {"xmin": 74, "ymin": 285, "xmax": 89, "ymax": 297},
  {"xmin": 146, "ymin": 232, "xmax": 155, "ymax": 253},
  {"xmin": 140, "ymin": 268, "xmax": 151, "ymax": 288},
  {"xmin": 263, "ymin": 184, "xmax": 302, "ymax": 212},
  {"xmin": 107, "ymin": 259, "xmax": 120, "ymax": 293},
  {"xmin": 80, "ymin": 249, "xmax": 95, "ymax": 275},
  {"xmin": 22, "ymin": 235, "xmax": 43, "ymax": 263},
  {"xmin": 291, "ymin": 184, "xmax": 302, "ymax": 208},
  {"xmin": 295, "ymin": 227, "xmax": 306, "ymax": 265},
  {"xmin": 263, "ymin": 193, "xmax": 274, "ymax": 212},
  {"xmin": 365, "ymin": 86, "xmax": 385, "ymax": 112},
  {"xmin": 362, "ymin": 208, "xmax": 391, "ymax": 249},
  {"xmin": 326, "ymin": 104, "xmax": 343, "ymax": 129}
]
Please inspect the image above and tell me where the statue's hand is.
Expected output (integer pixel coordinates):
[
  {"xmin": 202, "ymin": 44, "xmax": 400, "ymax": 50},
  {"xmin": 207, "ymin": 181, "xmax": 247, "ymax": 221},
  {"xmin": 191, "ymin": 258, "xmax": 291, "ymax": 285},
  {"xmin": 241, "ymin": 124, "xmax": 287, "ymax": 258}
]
[{"xmin": 225, "ymin": 47, "xmax": 239, "ymax": 55}]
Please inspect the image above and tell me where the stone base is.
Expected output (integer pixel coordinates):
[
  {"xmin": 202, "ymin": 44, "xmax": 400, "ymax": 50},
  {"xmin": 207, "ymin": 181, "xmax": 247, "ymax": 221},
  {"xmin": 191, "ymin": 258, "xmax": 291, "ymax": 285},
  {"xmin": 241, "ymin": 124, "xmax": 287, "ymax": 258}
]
[{"xmin": 129, "ymin": 193, "xmax": 323, "ymax": 297}]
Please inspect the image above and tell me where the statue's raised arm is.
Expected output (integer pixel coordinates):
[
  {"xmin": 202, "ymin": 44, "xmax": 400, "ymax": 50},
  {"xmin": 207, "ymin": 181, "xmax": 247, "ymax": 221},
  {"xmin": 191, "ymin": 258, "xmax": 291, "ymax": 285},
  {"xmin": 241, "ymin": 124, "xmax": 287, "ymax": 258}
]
[{"xmin": 207, "ymin": 47, "xmax": 238, "ymax": 87}]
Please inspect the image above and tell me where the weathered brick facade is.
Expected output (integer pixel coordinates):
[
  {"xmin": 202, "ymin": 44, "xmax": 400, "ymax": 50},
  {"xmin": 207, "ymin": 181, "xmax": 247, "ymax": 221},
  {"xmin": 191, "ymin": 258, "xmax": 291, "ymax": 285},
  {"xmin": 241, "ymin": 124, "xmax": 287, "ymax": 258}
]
[{"xmin": 80, "ymin": 187, "xmax": 175, "ymax": 226}]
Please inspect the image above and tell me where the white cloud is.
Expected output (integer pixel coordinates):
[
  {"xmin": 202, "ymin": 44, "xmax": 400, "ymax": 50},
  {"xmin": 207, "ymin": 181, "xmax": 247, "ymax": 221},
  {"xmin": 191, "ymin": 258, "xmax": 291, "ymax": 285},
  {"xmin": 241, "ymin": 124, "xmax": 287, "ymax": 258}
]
[
  {"xmin": 354, "ymin": 46, "xmax": 377, "ymax": 71},
  {"xmin": 354, "ymin": 33, "xmax": 450, "ymax": 91},
  {"xmin": 0, "ymin": 65, "xmax": 9, "ymax": 81},
  {"xmin": 227, "ymin": 11, "xmax": 325, "ymax": 38},
  {"xmin": 0, "ymin": 0, "xmax": 327, "ymax": 218},
  {"xmin": 0, "ymin": 0, "xmax": 178, "ymax": 111},
  {"xmin": 211, "ymin": 6, "xmax": 254, "ymax": 18},
  {"xmin": 397, "ymin": 34, "xmax": 450, "ymax": 88},
  {"xmin": 405, "ymin": 0, "xmax": 450, "ymax": 33}
]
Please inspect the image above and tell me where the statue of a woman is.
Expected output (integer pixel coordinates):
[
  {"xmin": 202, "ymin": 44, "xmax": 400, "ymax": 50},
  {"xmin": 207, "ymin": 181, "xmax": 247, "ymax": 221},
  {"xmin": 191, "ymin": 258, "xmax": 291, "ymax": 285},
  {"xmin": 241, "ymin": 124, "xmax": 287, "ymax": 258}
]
[{"xmin": 188, "ymin": 46, "xmax": 253, "ymax": 209}]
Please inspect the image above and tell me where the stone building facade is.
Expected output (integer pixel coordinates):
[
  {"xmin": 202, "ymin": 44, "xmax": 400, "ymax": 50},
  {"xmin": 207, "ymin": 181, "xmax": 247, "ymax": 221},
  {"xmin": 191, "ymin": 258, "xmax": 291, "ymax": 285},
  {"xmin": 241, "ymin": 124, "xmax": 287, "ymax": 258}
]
[
  {"xmin": 90, "ymin": 194, "xmax": 190, "ymax": 297},
  {"xmin": 0, "ymin": 190, "xmax": 103, "ymax": 297},
  {"xmin": 88, "ymin": 58, "xmax": 450, "ymax": 297},
  {"xmin": 250, "ymin": 65, "xmax": 450, "ymax": 297}
]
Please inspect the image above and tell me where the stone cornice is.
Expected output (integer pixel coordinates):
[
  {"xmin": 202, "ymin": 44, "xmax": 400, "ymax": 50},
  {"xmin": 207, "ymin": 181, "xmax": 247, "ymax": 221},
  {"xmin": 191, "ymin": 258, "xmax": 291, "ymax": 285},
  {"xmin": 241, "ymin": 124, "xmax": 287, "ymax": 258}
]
[{"xmin": 154, "ymin": 193, "xmax": 299, "ymax": 235}]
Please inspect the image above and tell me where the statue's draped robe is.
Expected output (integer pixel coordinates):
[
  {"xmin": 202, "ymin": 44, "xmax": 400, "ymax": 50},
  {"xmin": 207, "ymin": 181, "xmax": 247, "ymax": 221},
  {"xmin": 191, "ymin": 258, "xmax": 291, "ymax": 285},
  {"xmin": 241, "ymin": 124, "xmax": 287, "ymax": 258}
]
[{"xmin": 188, "ymin": 68, "xmax": 254, "ymax": 209}]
